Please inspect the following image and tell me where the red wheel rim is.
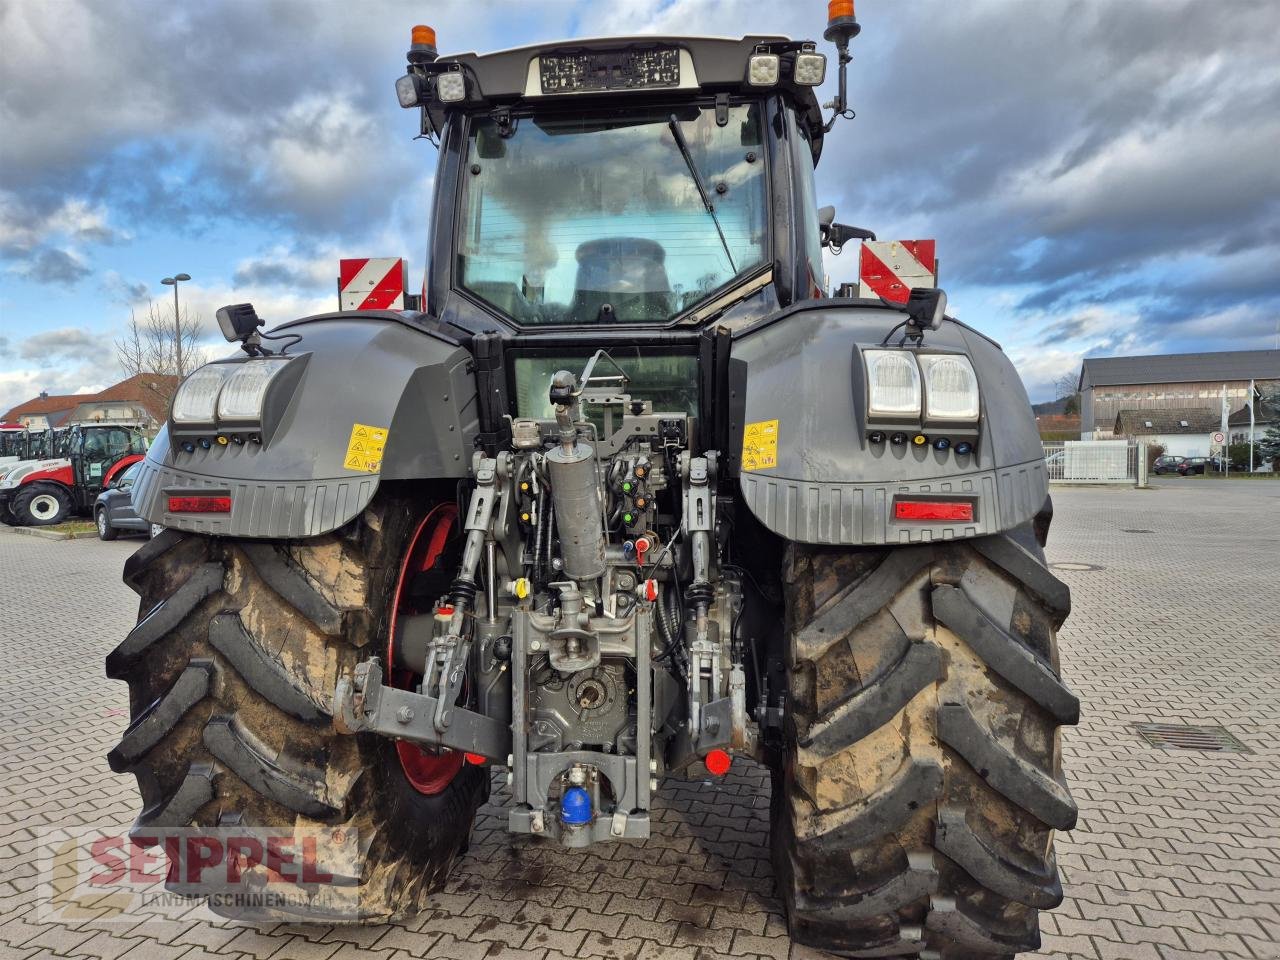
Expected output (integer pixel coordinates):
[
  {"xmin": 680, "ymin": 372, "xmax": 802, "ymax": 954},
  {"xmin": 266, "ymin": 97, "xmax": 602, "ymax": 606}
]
[{"xmin": 388, "ymin": 503, "xmax": 464, "ymax": 795}]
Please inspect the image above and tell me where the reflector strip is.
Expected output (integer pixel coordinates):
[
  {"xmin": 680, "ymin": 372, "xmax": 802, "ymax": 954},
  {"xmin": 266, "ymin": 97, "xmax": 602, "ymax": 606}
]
[
  {"xmin": 894, "ymin": 500, "xmax": 973, "ymax": 522},
  {"xmin": 168, "ymin": 496, "xmax": 232, "ymax": 514}
]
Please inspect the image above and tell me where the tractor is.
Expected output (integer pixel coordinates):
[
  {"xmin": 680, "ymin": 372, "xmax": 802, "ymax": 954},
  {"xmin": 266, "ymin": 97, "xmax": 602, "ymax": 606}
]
[
  {"xmin": 107, "ymin": 6, "xmax": 1076, "ymax": 956},
  {"xmin": 0, "ymin": 423, "xmax": 52, "ymax": 467},
  {"xmin": 0, "ymin": 423, "xmax": 147, "ymax": 526},
  {"xmin": 0, "ymin": 423, "xmax": 26, "ymax": 466}
]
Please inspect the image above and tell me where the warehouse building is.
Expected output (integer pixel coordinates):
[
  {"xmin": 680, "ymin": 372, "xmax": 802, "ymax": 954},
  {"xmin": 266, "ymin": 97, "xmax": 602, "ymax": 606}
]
[{"xmin": 1078, "ymin": 349, "xmax": 1280, "ymax": 438}]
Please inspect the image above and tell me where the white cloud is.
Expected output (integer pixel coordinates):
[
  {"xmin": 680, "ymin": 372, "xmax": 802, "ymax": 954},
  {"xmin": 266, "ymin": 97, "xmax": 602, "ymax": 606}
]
[
  {"xmin": 0, "ymin": 192, "xmax": 126, "ymax": 254},
  {"xmin": 0, "ymin": 363, "xmax": 107, "ymax": 418}
]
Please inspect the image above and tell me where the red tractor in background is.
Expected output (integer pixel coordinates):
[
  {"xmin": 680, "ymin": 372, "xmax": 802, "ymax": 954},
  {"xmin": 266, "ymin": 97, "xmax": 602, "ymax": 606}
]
[{"xmin": 0, "ymin": 423, "xmax": 148, "ymax": 526}]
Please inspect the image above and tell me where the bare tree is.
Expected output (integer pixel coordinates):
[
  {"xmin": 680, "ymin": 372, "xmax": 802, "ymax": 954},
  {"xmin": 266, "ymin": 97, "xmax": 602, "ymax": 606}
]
[
  {"xmin": 116, "ymin": 300, "xmax": 207, "ymax": 378},
  {"xmin": 115, "ymin": 300, "xmax": 209, "ymax": 410},
  {"xmin": 1053, "ymin": 371, "xmax": 1081, "ymax": 416}
]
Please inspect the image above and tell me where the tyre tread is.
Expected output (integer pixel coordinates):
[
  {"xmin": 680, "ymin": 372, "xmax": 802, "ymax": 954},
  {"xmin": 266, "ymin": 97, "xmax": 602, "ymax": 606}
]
[
  {"xmin": 798, "ymin": 640, "xmax": 944, "ymax": 762},
  {"xmin": 239, "ymin": 542, "xmax": 343, "ymax": 635},
  {"xmin": 933, "ymin": 584, "xmax": 1079, "ymax": 724},
  {"xmin": 208, "ymin": 612, "xmax": 328, "ymax": 723},
  {"xmin": 202, "ymin": 714, "xmax": 340, "ymax": 818},
  {"xmin": 936, "ymin": 806, "xmax": 1063, "ymax": 909},
  {"xmin": 937, "ymin": 702, "xmax": 1077, "ymax": 831},
  {"xmin": 107, "ymin": 660, "xmax": 213, "ymax": 772},
  {"xmin": 777, "ymin": 529, "xmax": 1075, "ymax": 958},
  {"xmin": 106, "ymin": 563, "xmax": 223, "ymax": 677}
]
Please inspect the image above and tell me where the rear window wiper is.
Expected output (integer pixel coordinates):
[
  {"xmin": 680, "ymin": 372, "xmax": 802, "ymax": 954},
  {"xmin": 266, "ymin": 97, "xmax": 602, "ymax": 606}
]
[{"xmin": 667, "ymin": 115, "xmax": 737, "ymax": 274}]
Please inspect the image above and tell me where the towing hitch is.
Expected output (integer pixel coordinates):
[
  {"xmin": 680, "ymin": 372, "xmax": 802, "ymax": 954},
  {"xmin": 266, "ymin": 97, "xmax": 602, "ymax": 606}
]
[{"xmin": 333, "ymin": 658, "xmax": 512, "ymax": 763}]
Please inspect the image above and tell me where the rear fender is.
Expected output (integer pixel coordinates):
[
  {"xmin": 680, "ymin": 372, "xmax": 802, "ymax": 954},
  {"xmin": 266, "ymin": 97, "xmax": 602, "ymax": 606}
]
[
  {"xmin": 130, "ymin": 314, "xmax": 478, "ymax": 538},
  {"xmin": 103, "ymin": 455, "xmax": 145, "ymax": 489},
  {"xmin": 9, "ymin": 462, "xmax": 73, "ymax": 489},
  {"xmin": 730, "ymin": 301, "xmax": 1047, "ymax": 545}
]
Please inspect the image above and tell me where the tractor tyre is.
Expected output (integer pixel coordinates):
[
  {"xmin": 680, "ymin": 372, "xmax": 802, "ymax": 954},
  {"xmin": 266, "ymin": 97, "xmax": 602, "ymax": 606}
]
[
  {"xmin": 106, "ymin": 490, "xmax": 488, "ymax": 921},
  {"xmin": 13, "ymin": 482, "xmax": 70, "ymax": 526},
  {"xmin": 772, "ymin": 522, "xmax": 1077, "ymax": 958},
  {"xmin": 96, "ymin": 506, "xmax": 118, "ymax": 541}
]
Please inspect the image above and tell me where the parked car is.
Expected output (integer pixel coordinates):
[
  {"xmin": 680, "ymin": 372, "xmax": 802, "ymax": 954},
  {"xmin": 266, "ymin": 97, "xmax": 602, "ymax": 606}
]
[
  {"xmin": 1178, "ymin": 457, "xmax": 1211, "ymax": 476},
  {"xmin": 94, "ymin": 462, "xmax": 157, "ymax": 539},
  {"xmin": 1152, "ymin": 455, "xmax": 1187, "ymax": 475}
]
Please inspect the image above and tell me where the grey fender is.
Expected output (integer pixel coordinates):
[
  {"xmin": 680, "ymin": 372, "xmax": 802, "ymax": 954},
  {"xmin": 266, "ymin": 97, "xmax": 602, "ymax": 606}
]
[
  {"xmin": 730, "ymin": 302, "xmax": 1047, "ymax": 545},
  {"xmin": 131, "ymin": 314, "xmax": 478, "ymax": 538}
]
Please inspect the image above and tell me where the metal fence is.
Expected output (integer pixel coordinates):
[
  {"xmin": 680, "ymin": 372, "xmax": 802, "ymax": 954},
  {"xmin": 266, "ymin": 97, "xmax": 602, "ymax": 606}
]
[{"xmin": 1043, "ymin": 440, "xmax": 1144, "ymax": 485}]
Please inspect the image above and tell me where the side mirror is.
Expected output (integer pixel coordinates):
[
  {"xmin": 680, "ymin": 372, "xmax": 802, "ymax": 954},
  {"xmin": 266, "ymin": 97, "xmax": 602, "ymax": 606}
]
[
  {"xmin": 817, "ymin": 205, "xmax": 836, "ymax": 227},
  {"xmin": 822, "ymin": 222, "xmax": 876, "ymax": 249}
]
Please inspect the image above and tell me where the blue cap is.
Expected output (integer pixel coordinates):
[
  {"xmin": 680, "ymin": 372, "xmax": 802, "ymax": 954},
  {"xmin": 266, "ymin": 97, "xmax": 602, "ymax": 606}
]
[{"xmin": 560, "ymin": 786, "xmax": 592, "ymax": 825}]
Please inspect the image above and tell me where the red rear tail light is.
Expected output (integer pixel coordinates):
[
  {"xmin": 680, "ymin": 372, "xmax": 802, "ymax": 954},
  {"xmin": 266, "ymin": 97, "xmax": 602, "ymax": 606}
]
[
  {"xmin": 167, "ymin": 496, "xmax": 232, "ymax": 513},
  {"xmin": 894, "ymin": 499, "xmax": 974, "ymax": 522}
]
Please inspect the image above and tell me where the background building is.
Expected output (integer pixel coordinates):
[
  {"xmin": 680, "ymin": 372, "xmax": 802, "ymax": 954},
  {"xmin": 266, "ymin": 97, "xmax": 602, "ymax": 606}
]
[
  {"xmin": 2, "ymin": 374, "xmax": 178, "ymax": 432},
  {"xmin": 1078, "ymin": 349, "xmax": 1280, "ymax": 438},
  {"xmin": 1112, "ymin": 408, "xmax": 1219, "ymax": 457}
]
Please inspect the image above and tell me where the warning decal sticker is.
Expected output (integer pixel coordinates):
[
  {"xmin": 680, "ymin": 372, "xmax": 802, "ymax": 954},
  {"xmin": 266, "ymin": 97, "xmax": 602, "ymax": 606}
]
[
  {"xmin": 741, "ymin": 419, "xmax": 779, "ymax": 472},
  {"xmin": 343, "ymin": 423, "xmax": 389, "ymax": 473}
]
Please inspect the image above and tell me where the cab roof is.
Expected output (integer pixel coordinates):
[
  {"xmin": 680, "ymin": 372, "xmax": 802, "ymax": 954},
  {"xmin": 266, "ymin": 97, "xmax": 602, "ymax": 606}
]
[{"xmin": 432, "ymin": 34, "xmax": 827, "ymax": 164}]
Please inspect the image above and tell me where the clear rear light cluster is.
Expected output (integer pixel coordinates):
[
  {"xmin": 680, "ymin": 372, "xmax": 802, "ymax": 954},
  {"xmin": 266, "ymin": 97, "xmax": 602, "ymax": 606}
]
[
  {"xmin": 863, "ymin": 349, "xmax": 980, "ymax": 456},
  {"xmin": 171, "ymin": 366, "xmax": 232, "ymax": 424},
  {"xmin": 172, "ymin": 358, "xmax": 292, "ymax": 427},
  {"xmin": 864, "ymin": 349, "xmax": 979, "ymax": 423},
  {"xmin": 917, "ymin": 354, "xmax": 980, "ymax": 422}
]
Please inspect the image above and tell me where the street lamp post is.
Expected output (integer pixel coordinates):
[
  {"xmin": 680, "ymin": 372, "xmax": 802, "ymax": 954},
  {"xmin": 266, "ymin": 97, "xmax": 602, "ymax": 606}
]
[{"xmin": 161, "ymin": 273, "xmax": 192, "ymax": 376}]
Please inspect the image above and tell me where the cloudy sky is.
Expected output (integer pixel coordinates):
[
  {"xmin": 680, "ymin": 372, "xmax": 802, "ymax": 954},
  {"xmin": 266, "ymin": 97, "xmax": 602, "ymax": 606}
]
[{"xmin": 1, "ymin": 0, "xmax": 1278, "ymax": 413}]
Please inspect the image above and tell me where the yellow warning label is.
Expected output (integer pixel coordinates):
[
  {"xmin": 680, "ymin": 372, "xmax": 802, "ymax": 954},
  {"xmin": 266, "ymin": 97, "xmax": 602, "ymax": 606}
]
[
  {"xmin": 343, "ymin": 423, "xmax": 389, "ymax": 473},
  {"xmin": 741, "ymin": 419, "xmax": 779, "ymax": 472}
]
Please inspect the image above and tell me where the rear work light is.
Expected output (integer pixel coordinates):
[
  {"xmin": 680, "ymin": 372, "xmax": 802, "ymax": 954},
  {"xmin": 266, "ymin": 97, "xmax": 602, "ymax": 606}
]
[
  {"xmin": 171, "ymin": 365, "xmax": 233, "ymax": 425},
  {"xmin": 168, "ymin": 496, "xmax": 232, "ymax": 514},
  {"xmin": 747, "ymin": 53, "xmax": 780, "ymax": 86},
  {"xmin": 920, "ymin": 353, "xmax": 980, "ymax": 422},
  {"xmin": 863, "ymin": 349, "xmax": 922, "ymax": 418},
  {"xmin": 893, "ymin": 499, "xmax": 974, "ymax": 522},
  {"xmin": 793, "ymin": 51, "xmax": 827, "ymax": 85},
  {"xmin": 435, "ymin": 71, "xmax": 466, "ymax": 102}
]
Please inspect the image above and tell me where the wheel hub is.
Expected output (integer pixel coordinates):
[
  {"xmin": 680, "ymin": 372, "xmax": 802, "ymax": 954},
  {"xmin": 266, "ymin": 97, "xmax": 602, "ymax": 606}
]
[
  {"xmin": 31, "ymin": 495, "xmax": 59, "ymax": 520},
  {"xmin": 388, "ymin": 504, "xmax": 463, "ymax": 796}
]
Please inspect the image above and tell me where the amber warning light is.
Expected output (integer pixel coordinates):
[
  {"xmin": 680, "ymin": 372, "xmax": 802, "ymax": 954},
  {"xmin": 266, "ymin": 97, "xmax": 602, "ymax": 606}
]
[
  {"xmin": 411, "ymin": 25, "xmax": 436, "ymax": 49},
  {"xmin": 828, "ymin": 0, "xmax": 856, "ymax": 24}
]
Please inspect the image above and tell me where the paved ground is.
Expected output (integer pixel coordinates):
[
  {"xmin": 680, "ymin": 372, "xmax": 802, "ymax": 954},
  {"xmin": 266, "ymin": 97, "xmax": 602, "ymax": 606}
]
[{"xmin": 1, "ymin": 480, "xmax": 1277, "ymax": 960}]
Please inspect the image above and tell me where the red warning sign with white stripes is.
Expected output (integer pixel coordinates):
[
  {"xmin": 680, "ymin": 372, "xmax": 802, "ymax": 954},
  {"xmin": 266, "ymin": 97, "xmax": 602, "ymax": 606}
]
[
  {"xmin": 339, "ymin": 258, "xmax": 405, "ymax": 311},
  {"xmin": 858, "ymin": 240, "xmax": 936, "ymax": 304}
]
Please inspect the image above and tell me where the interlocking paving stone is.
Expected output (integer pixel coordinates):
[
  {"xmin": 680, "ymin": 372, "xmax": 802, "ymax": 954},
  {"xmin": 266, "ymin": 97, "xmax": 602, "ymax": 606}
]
[{"xmin": 1, "ymin": 478, "xmax": 1278, "ymax": 959}]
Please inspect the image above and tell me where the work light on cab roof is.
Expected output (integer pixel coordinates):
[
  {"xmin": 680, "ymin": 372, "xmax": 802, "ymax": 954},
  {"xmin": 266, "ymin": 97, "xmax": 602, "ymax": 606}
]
[{"xmin": 393, "ymin": 5, "xmax": 855, "ymax": 126}]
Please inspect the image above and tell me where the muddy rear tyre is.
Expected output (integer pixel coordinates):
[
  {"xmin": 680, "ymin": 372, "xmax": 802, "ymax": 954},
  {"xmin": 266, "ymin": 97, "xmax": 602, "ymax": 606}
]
[
  {"xmin": 772, "ymin": 525, "xmax": 1077, "ymax": 958},
  {"xmin": 106, "ymin": 491, "xmax": 488, "ymax": 921}
]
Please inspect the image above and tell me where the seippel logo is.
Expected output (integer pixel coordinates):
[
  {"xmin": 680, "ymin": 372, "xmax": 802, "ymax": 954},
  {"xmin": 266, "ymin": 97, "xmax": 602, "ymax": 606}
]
[{"xmin": 36, "ymin": 826, "xmax": 362, "ymax": 925}]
